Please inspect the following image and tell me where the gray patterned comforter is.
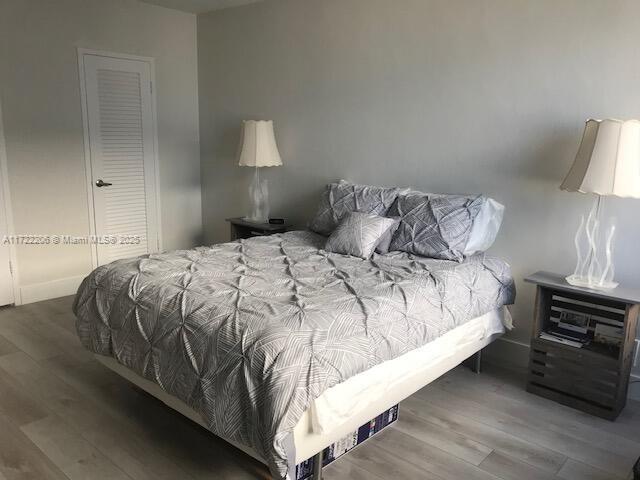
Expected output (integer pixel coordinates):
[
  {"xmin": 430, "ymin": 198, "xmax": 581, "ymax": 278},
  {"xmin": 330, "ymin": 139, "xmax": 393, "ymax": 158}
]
[{"xmin": 74, "ymin": 231, "xmax": 515, "ymax": 479}]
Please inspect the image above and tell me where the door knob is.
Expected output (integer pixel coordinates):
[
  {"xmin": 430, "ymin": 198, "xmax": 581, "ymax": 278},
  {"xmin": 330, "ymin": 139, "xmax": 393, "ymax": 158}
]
[{"xmin": 95, "ymin": 179, "xmax": 112, "ymax": 187}]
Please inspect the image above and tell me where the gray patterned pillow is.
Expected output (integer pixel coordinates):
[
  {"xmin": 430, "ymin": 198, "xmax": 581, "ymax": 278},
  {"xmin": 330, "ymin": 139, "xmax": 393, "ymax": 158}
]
[
  {"xmin": 309, "ymin": 181, "xmax": 400, "ymax": 236},
  {"xmin": 375, "ymin": 216, "xmax": 401, "ymax": 254},
  {"xmin": 324, "ymin": 212, "xmax": 397, "ymax": 259},
  {"xmin": 388, "ymin": 193, "xmax": 484, "ymax": 261}
]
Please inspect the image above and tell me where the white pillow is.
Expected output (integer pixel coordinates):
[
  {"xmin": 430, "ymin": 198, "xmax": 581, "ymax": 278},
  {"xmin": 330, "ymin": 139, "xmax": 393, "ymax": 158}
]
[{"xmin": 464, "ymin": 198, "xmax": 504, "ymax": 255}]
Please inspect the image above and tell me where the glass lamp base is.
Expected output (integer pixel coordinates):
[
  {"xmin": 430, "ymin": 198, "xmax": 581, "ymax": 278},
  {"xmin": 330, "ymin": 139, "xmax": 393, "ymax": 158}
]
[
  {"xmin": 565, "ymin": 274, "xmax": 618, "ymax": 291},
  {"xmin": 246, "ymin": 168, "xmax": 270, "ymax": 224},
  {"xmin": 567, "ymin": 195, "xmax": 618, "ymax": 292}
]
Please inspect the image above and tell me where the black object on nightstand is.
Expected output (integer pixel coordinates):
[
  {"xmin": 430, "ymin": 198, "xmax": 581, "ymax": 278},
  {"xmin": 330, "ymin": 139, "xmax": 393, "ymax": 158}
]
[
  {"xmin": 226, "ymin": 217, "xmax": 291, "ymax": 241},
  {"xmin": 524, "ymin": 271, "xmax": 640, "ymax": 421}
]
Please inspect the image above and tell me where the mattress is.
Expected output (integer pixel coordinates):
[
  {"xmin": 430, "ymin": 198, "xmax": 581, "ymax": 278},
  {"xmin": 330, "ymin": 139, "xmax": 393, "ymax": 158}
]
[{"xmin": 74, "ymin": 230, "xmax": 515, "ymax": 479}]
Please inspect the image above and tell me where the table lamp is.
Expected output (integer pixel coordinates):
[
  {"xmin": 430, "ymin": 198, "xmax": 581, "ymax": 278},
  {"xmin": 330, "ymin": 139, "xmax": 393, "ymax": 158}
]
[
  {"xmin": 237, "ymin": 120, "xmax": 283, "ymax": 223},
  {"xmin": 561, "ymin": 118, "xmax": 640, "ymax": 290}
]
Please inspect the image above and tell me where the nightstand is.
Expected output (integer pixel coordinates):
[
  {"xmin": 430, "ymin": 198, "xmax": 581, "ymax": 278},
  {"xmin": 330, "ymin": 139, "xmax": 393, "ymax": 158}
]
[
  {"xmin": 225, "ymin": 217, "xmax": 291, "ymax": 241},
  {"xmin": 524, "ymin": 271, "xmax": 640, "ymax": 420}
]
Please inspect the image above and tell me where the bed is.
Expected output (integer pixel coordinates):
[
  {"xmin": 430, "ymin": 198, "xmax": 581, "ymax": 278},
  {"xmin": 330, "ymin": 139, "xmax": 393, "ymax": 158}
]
[{"xmin": 74, "ymin": 230, "xmax": 515, "ymax": 479}]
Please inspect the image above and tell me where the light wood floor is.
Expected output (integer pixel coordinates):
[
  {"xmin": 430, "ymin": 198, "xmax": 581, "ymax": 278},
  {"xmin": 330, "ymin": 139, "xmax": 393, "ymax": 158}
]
[{"xmin": 0, "ymin": 296, "xmax": 638, "ymax": 480}]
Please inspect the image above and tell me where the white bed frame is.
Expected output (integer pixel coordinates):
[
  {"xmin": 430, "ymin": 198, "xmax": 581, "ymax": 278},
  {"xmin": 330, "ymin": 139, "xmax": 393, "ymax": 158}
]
[{"xmin": 95, "ymin": 316, "xmax": 500, "ymax": 479}]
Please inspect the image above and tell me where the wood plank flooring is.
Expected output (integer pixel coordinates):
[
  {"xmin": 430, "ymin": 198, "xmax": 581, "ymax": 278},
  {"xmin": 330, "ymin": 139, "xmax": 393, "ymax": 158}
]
[{"xmin": 0, "ymin": 296, "xmax": 638, "ymax": 480}]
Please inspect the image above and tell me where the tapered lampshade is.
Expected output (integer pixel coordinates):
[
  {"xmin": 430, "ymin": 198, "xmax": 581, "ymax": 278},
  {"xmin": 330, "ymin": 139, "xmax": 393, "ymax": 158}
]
[
  {"xmin": 238, "ymin": 120, "xmax": 283, "ymax": 167},
  {"xmin": 561, "ymin": 118, "xmax": 640, "ymax": 198}
]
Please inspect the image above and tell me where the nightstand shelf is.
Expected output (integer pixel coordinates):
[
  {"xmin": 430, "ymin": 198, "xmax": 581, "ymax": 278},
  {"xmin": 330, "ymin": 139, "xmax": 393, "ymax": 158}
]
[
  {"xmin": 525, "ymin": 271, "xmax": 640, "ymax": 420},
  {"xmin": 226, "ymin": 217, "xmax": 291, "ymax": 241}
]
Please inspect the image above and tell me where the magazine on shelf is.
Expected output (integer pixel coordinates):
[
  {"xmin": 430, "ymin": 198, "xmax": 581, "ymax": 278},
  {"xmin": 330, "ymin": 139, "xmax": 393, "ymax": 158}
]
[{"xmin": 539, "ymin": 332, "xmax": 587, "ymax": 348}]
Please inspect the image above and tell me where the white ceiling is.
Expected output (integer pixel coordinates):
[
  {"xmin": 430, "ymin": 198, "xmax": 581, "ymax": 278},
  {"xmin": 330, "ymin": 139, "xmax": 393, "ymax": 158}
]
[{"xmin": 140, "ymin": 0, "xmax": 262, "ymax": 14}]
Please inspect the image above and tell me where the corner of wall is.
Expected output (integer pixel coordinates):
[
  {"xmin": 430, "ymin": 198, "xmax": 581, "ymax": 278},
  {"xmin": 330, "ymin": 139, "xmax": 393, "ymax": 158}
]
[
  {"xmin": 629, "ymin": 375, "xmax": 640, "ymax": 401},
  {"xmin": 483, "ymin": 336, "xmax": 530, "ymax": 371}
]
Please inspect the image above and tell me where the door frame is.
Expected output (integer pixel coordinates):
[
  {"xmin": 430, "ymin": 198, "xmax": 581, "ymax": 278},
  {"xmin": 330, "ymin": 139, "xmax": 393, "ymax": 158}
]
[
  {"xmin": 0, "ymin": 98, "xmax": 20, "ymax": 305},
  {"xmin": 77, "ymin": 48, "xmax": 163, "ymax": 268}
]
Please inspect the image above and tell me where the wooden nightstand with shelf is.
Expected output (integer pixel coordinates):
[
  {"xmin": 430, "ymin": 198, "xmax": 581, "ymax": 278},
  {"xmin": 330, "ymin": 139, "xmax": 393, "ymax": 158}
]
[
  {"xmin": 225, "ymin": 217, "xmax": 291, "ymax": 241},
  {"xmin": 524, "ymin": 271, "xmax": 640, "ymax": 420}
]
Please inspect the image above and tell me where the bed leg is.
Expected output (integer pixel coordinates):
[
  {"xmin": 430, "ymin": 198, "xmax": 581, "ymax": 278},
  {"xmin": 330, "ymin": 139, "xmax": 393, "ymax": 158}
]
[
  {"xmin": 312, "ymin": 452, "xmax": 323, "ymax": 480},
  {"xmin": 464, "ymin": 349, "xmax": 482, "ymax": 374},
  {"xmin": 471, "ymin": 349, "xmax": 482, "ymax": 374}
]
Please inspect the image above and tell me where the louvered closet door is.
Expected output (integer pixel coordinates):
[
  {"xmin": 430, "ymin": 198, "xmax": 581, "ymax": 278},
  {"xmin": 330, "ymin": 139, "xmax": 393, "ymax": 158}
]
[{"xmin": 83, "ymin": 54, "xmax": 159, "ymax": 265}]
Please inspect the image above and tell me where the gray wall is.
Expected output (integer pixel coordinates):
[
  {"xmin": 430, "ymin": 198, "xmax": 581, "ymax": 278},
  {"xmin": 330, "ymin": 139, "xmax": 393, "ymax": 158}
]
[
  {"xmin": 198, "ymin": 0, "xmax": 640, "ymax": 356},
  {"xmin": 0, "ymin": 0, "xmax": 201, "ymax": 300}
]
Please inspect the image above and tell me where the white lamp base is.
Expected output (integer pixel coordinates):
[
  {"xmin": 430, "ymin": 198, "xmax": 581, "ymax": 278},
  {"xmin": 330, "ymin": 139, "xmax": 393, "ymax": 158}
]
[{"xmin": 565, "ymin": 274, "xmax": 618, "ymax": 291}]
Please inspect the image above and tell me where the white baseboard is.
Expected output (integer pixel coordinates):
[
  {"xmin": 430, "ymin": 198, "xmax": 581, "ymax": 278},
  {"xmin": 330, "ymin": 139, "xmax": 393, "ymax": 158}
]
[
  {"xmin": 19, "ymin": 275, "xmax": 84, "ymax": 305},
  {"xmin": 484, "ymin": 336, "xmax": 640, "ymax": 401}
]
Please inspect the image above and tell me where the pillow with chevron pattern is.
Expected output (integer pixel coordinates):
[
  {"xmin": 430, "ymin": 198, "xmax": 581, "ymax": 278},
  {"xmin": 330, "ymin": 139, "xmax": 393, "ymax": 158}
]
[
  {"xmin": 374, "ymin": 216, "xmax": 401, "ymax": 254},
  {"xmin": 324, "ymin": 211, "xmax": 397, "ymax": 259},
  {"xmin": 388, "ymin": 192, "xmax": 484, "ymax": 261},
  {"xmin": 309, "ymin": 181, "xmax": 400, "ymax": 236}
]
